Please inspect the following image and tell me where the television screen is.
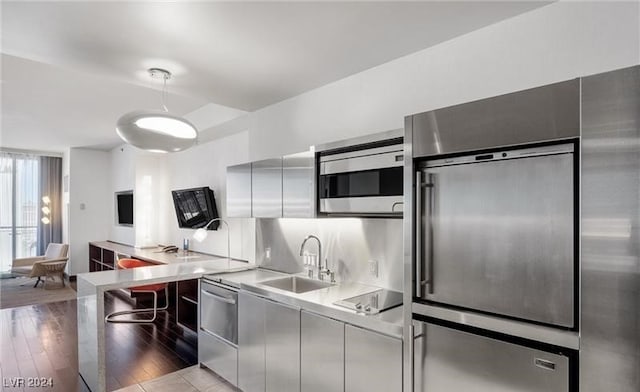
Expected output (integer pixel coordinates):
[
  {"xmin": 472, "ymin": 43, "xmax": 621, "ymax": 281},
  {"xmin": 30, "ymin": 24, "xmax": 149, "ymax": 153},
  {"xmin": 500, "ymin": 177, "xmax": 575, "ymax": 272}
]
[
  {"xmin": 172, "ymin": 187, "xmax": 220, "ymax": 230},
  {"xmin": 116, "ymin": 192, "xmax": 134, "ymax": 225}
]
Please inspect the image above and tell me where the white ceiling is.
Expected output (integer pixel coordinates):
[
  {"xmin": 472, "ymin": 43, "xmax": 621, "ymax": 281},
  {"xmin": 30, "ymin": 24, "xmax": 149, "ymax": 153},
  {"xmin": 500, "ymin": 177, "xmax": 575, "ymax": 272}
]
[{"xmin": 1, "ymin": 1, "xmax": 549, "ymax": 153}]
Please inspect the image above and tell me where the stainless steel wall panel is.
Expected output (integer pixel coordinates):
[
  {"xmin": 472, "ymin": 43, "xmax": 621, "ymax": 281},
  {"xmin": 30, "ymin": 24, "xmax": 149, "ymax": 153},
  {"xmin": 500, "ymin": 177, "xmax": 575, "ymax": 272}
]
[
  {"xmin": 283, "ymin": 151, "xmax": 315, "ymax": 218},
  {"xmin": 409, "ymin": 79, "xmax": 580, "ymax": 158},
  {"xmin": 255, "ymin": 218, "xmax": 403, "ymax": 289},
  {"xmin": 580, "ymin": 65, "xmax": 640, "ymax": 392},
  {"xmin": 226, "ymin": 163, "xmax": 252, "ymax": 217},
  {"xmin": 301, "ymin": 311, "xmax": 345, "ymax": 392}
]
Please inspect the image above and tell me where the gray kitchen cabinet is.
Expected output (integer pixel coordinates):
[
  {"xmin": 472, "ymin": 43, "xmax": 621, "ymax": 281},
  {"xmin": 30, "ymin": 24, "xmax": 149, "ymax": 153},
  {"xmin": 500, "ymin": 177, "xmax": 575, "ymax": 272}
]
[
  {"xmin": 226, "ymin": 162, "xmax": 252, "ymax": 217},
  {"xmin": 265, "ymin": 300, "xmax": 301, "ymax": 392},
  {"xmin": 252, "ymin": 158, "xmax": 283, "ymax": 217},
  {"xmin": 301, "ymin": 311, "xmax": 344, "ymax": 392},
  {"xmin": 345, "ymin": 324, "xmax": 402, "ymax": 392},
  {"xmin": 238, "ymin": 291, "xmax": 266, "ymax": 392},
  {"xmin": 238, "ymin": 291, "xmax": 302, "ymax": 392},
  {"xmin": 282, "ymin": 151, "xmax": 315, "ymax": 218}
]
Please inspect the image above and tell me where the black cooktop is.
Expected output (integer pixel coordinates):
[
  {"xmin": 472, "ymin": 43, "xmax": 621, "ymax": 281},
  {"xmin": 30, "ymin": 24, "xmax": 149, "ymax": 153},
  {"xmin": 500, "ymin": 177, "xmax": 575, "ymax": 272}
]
[{"xmin": 334, "ymin": 289, "xmax": 403, "ymax": 315}]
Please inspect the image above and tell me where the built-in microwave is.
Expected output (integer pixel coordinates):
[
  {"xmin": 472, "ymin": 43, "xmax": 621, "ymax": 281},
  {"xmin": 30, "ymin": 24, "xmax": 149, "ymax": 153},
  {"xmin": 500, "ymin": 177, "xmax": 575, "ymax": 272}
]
[{"xmin": 318, "ymin": 142, "xmax": 403, "ymax": 215}]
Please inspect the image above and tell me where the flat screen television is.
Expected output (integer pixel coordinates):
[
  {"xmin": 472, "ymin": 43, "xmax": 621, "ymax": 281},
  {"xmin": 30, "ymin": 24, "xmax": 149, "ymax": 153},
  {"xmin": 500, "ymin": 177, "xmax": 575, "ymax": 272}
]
[
  {"xmin": 172, "ymin": 186, "xmax": 220, "ymax": 230},
  {"xmin": 116, "ymin": 191, "xmax": 134, "ymax": 226}
]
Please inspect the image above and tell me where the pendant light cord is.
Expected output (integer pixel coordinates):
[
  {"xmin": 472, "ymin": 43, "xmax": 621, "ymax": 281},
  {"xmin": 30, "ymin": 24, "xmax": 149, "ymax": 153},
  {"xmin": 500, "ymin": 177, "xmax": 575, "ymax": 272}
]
[{"xmin": 161, "ymin": 74, "xmax": 169, "ymax": 112}]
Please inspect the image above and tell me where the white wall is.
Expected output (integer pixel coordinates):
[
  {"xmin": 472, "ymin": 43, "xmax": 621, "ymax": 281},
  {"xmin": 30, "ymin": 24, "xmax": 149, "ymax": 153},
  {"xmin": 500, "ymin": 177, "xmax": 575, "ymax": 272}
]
[
  {"xmin": 134, "ymin": 153, "xmax": 167, "ymax": 248},
  {"xmin": 247, "ymin": 1, "xmax": 640, "ymax": 161},
  {"xmin": 109, "ymin": 145, "xmax": 136, "ymax": 245},
  {"xmin": 161, "ymin": 131, "xmax": 255, "ymax": 262},
  {"xmin": 68, "ymin": 148, "xmax": 110, "ymax": 275}
]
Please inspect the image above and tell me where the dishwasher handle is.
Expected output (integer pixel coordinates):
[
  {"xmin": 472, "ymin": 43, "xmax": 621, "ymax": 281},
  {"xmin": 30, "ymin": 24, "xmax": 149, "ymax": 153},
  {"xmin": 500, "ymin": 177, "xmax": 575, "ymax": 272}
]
[{"xmin": 202, "ymin": 289, "xmax": 237, "ymax": 305}]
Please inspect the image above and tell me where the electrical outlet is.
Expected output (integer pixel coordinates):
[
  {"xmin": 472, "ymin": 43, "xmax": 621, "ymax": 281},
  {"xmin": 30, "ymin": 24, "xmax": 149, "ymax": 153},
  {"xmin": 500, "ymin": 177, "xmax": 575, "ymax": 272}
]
[
  {"xmin": 265, "ymin": 247, "xmax": 271, "ymax": 259},
  {"xmin": 368, "ymin": 260, "xmax": 378, "ymax": 278}
]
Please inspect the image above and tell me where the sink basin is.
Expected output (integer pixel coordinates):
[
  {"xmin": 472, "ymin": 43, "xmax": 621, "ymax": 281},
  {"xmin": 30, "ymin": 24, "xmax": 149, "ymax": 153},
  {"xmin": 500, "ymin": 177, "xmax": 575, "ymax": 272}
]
[{"xmin": 260, "ymin": 276, "xmax": 333, "ymax": 294}]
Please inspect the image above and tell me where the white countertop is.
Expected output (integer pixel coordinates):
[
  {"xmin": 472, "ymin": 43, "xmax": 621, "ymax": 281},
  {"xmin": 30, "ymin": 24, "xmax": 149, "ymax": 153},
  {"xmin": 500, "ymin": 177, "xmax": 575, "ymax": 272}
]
[
  {"xmin": 90, "ymin": 240, "xmax": 231, "ymax": 265},
  {"xmin": 77, "ymin": 257, "xmax": 252, "ymax": 292}
]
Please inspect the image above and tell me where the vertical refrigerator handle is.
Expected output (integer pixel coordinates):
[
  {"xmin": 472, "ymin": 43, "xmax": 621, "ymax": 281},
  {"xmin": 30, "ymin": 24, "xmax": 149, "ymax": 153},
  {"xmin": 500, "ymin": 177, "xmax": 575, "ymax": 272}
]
[
  {"xmin": 425, "ymin": 172, "xmax": 435, "ymax": 295},
  {"xmin": 416, "ymin": 171, "xmax": 435, "ymax": 298},
  {"xmin": 415, "ymin": 171, "xmax": 423, "ymax": 297}
]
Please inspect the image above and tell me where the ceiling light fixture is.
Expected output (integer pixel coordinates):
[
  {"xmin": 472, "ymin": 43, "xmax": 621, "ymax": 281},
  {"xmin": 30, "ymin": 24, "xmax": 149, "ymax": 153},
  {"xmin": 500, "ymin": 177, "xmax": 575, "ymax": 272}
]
[{"xmin": 116, "ymin": 68, "xmax": 197, "ymax": 153}]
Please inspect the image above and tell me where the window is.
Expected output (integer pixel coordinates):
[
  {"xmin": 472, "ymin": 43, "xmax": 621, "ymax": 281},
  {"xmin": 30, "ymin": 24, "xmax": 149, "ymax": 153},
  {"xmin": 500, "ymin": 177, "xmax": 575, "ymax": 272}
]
[{"xmin": 0, "ymin": 153, "xmax": 39, "ymax": 272}]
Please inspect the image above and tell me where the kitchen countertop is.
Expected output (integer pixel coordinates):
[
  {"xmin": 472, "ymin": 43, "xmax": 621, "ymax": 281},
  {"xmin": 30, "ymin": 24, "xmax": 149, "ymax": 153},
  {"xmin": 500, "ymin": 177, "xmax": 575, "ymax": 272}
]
[
  {"xmin": 204, "ymin": 269, "xmax": 403, "ymax": 338},
  {"xmin": 90, "ymin": 240, "xmax": 233, "ymax": 265}
]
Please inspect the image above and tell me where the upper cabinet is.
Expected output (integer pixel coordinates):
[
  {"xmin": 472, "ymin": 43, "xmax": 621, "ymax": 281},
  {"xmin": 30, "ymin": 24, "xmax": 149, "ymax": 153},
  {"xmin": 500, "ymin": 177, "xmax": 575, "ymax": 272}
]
[
  {"xmin": 282, "ymin": 151, "xmax": 315, "ymax": 218},
  {"xmin": 226, "ymin": 163, "xmax": 252, "ymax": 218},
  {"xmin": 226, "ymin": 151, "xmax": 315, "ymax": 219},
  {"xmin": 252, "ymin": 158, "xmax": 283, "ymax": 218}
]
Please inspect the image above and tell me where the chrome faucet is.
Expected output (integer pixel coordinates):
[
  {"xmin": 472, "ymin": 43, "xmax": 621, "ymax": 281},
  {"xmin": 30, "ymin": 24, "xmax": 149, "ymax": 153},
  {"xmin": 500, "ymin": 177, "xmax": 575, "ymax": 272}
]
[{"xmin": 299, "ymin": 235, "xmax": 331, "ymax": 281}]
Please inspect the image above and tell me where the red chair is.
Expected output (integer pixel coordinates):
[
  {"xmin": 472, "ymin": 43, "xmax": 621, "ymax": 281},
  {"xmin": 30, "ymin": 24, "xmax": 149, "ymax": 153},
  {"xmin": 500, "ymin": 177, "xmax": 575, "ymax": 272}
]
[{"xmin": 105, "ymin": 258, "xmax": 169, "ymax": 323}]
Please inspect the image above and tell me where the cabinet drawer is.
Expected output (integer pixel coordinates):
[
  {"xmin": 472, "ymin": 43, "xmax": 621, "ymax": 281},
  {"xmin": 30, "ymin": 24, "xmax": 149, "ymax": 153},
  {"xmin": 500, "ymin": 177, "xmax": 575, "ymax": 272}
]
[
  {"xmin": 199, "ymin": 329, "xmax": 238, "ymax": 386},
  {"xmin": 200, "ymin": 281, "xmax": 237, "ymax": 345}
]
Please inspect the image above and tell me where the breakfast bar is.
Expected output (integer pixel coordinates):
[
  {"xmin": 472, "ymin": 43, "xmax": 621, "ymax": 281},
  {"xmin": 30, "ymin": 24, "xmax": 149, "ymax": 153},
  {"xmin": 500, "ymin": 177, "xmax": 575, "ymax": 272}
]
[{"xmin": 76, "ymin": 243, "xmax": 251, "ymax": 392}]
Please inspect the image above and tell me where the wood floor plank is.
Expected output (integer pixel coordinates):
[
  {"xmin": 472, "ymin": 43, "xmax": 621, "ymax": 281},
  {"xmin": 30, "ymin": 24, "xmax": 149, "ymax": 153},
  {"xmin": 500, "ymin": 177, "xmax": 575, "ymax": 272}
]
[{"xmin": 1, "ymin": 288, "xmax": 197, "ymax": 392}]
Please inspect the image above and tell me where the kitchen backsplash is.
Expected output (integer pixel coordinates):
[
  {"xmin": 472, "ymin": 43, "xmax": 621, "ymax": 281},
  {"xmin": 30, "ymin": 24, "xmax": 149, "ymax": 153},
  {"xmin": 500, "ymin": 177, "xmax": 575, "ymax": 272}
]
[{"xmin": 256, "ymin": 218, "xmax": 403, "ymax": 291}]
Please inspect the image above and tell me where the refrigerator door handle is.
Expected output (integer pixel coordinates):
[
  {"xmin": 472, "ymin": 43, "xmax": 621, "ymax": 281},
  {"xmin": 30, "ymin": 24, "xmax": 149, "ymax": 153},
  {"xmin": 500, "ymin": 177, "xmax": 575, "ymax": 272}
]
[
  {"xmin": 415, "ymin": 171, "xmax": 423, "ymax": 297},
  {"xmin": 416, "ymin": 171, "xmax": 436, "ymax": 297},
  {"xmin": 425, "ymin": 173, "xmax": 435, "ymax": 294}
]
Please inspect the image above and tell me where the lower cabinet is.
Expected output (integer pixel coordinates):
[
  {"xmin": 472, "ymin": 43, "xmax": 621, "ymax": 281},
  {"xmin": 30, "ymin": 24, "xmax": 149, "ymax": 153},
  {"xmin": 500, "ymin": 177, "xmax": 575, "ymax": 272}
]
[
  {"xmin": 238, "ymin": 291, "xmax": 266, "ymax": 392},
  {"xmin": 238, "ymin": 291, "xmax": 301, "ymax": 392},
  {"xmin": 301, "ymin": 311, "xmax": 345, "ymax": 392},
  {"xmin": 345, "ymin": 324, "xmax": 402, "ymax": 392},
  {"xmin": 238, "ymin": 291, "xmax": 401, "ymax": 392},
  {"xmin": 265, "ymin": 300, "xmax": 301, "ymax": 392}
]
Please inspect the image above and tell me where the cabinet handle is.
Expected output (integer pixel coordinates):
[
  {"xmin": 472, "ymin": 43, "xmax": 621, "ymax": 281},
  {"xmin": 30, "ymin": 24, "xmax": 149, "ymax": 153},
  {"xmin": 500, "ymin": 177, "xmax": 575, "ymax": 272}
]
[{"xmin": 202, "ymin": 290, "xmax": 236, "ymax": 305}]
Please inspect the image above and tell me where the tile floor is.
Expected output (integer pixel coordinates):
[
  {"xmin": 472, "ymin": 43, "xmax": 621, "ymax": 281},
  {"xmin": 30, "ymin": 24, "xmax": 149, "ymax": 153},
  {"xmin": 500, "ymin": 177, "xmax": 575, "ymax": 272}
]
[{"xmin": 113, "ymin": 365, "xmax": 237, "ymax": 392}]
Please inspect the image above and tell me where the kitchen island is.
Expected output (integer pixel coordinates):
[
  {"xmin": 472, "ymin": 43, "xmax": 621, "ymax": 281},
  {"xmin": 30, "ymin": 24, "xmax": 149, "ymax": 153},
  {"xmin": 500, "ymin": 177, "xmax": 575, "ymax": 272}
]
[{"xmin": 77, "ymin": 245, "xmax": 252, "ymax": 392}]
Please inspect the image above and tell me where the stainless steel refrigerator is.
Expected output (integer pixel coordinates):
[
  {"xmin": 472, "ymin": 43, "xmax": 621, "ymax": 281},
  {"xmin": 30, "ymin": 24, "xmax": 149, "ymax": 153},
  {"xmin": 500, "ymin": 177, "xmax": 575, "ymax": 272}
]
[
  {"xmin": 404, "ymin": 65, "xmax": 640, "ymax": 392},
  {"xmin": 405, "ymin": 78, "xmax": 583, "ymax": 392}
]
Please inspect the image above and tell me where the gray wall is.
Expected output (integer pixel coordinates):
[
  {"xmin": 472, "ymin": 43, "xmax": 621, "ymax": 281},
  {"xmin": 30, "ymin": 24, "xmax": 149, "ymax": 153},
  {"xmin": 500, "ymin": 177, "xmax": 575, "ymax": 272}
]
[{"xmin": 256, "ymin": 218, "xmax": 403, "ymax": 291}]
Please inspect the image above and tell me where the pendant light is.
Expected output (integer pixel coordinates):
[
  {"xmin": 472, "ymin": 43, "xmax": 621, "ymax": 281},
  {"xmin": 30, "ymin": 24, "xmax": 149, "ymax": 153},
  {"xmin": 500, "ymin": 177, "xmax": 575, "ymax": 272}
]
[{"xmin": 116, "ymin": 68, "xmax": 197, "ymax": 153}]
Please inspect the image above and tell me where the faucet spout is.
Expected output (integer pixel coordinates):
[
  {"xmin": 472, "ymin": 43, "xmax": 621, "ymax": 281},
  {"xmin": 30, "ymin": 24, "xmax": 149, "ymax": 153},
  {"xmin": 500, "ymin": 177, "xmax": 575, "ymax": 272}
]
[{"xmin": 299, "ymin": 235, "xmax": 323, "ymax": 279}]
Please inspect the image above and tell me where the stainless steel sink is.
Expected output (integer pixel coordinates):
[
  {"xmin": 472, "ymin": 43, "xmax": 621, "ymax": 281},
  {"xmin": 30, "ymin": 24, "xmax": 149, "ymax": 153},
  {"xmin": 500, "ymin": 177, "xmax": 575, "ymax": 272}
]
[{"xmin": 260, "ymin": 276, "xmax": 333, "ymax": 294}]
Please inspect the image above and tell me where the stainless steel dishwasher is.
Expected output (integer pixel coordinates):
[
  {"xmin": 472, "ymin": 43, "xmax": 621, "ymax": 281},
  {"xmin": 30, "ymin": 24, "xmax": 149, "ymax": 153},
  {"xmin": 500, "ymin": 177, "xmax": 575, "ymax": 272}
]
[{"xmin": 199, "ymin": 279, "xmax": 238, "ymax": 386}]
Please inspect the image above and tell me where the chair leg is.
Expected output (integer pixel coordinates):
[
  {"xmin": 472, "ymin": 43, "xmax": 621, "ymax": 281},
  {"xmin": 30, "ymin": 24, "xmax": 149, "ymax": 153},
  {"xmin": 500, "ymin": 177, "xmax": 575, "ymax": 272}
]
[
  {"xmin": 105, "ymin": 287, "xmax": 169, "ymax": 324},
  {"xmin": 33, "ymin": 277, "xmax": 42, "ymax": 288}
]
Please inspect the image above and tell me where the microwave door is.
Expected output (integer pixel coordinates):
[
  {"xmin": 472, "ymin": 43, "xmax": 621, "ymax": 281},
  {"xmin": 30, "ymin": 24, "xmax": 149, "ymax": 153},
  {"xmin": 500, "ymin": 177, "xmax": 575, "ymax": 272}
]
[{"xmin": 416, "ymin": 153, "xmax": 575, "ymax": 328}]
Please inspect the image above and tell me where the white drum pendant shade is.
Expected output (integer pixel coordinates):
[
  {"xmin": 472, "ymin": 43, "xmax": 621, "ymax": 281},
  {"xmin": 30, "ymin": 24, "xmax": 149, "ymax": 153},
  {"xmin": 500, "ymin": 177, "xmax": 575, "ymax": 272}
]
[{"xmin": 116, "ymin": 110, "xmax": 198, "ymax": 153}]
